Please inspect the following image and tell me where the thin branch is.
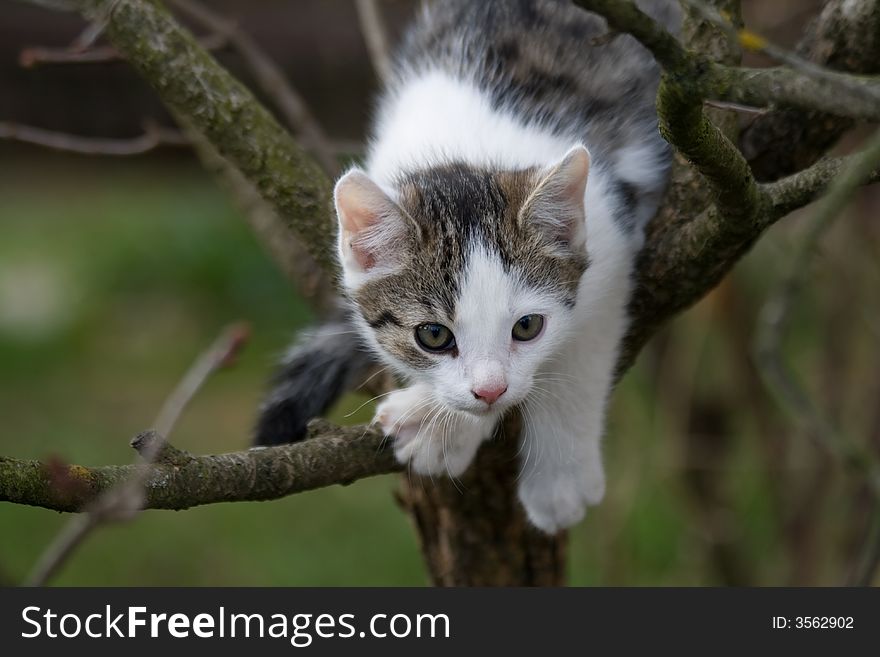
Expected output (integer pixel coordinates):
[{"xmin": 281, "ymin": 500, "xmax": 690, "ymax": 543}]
[
  {"xmin": 354, "ymin": 0, "xmax": 393, "ymax": 82},
  {"xmin": 69, "ymin": 3, "xmax": 110, "ymax": 50},
  {"xmin": 13, "ymin": 0, "xmax": 78, "ymax": 12},
  {"xmin": 573, "ymin": 0, "xmax": 693, "ymax": 73},
  {"xmin": 764, "ymin": 154, "xmax": 880, "ymax": 221},
  {"xmin": 25, "ymin": 323, "xmax": 250, "ymax": 586},
  {"xmin": 153, "ymin": 323, "xmax": 250, "ymax": 436},
  {"xmin": 168, "ymin": 0, "xmax": 339, "ymax": 176},
  {"xmin": 20, "ymin": 33, "xmax": 227, "ymax": 67},
  {"xmin": 0, "ymin": 120, "xmax": 187, "ymax": 156}
]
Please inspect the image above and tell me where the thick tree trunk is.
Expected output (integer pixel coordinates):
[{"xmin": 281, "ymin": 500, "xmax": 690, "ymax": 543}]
[{"xmin": 397, "ymin": 416, "xmax": 566, "ymax": 586}]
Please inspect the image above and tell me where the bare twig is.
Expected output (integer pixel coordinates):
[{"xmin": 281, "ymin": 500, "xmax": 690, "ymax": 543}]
[
  {"xmin": 169, "ymin": 0, "xmax": 339, "ymax": 176},
  {"xmin": 0, "ymin": 120, "xmax": 188, "ymax": 156},
  {"xmin": 13, "ymin": 0, "xmax": 77, "ymax": 11},
  {"xmin": 354, "ymin": 0, "xmax": 393, "ymax": 82},
  {"xmin": 153, "ymin": 323, "xmax": 250, "ymax": 437},
  {"xmin": 20, "ymin": 33, "xmax": 227, "ymax": 67},
  {"xmin": 24, "ymin": 323, "xmax": 250, "ymax": 587},
  {"xmin": 70, "ymin": 0, "xmax": 116, "ymax": 52}
]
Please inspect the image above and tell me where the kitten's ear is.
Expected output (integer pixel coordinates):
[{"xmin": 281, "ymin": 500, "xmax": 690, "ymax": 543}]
[
  {"xmin": 334, "ymin": 169, "xmax": 416, "ymax": 283},
  {"xmin": 520, "ymin": 145, "xmax": 590, "ymax": 252}
]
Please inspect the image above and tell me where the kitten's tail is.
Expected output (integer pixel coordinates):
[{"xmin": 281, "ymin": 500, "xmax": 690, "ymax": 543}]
[{"xmin": 254, "ymin": 316, "xmax": 376, "ymax": 445}]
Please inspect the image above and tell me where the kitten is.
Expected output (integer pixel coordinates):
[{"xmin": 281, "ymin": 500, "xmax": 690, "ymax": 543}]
[{"xmin": 256, "ymin": 0, "xmax": 679, "ymax": 533}]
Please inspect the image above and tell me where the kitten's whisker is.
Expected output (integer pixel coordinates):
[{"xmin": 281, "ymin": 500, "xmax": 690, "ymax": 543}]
[
  {"xmin": 411, "ymin": 399, "xmax": 441, "ymax": 440},
  {"xmin": 299, "ymin": 329, "xmax": 360, "ymax": 339},
  {"xmin": 442, "ymin": 412, "xmax": 466, "ymax": 492},
  {"xmin": 413, "ymin": 401, "xmax": 444, "ymax": 486},
  {"xmin": 356, "ymin": 365, "xmax": 390, "ymax": 391},
  {"xmin": 344, "ymin": 389, "xmax": 397, "ymax": 418},
  {"xmin": 529, "ymin": 383, "xmax": 583, "ymax": 407},
  {"xmin": 395, "ymin": 395, "xmax": 436, "ymax": 430},
  {"xmin": 534, "ymin": 372, "xmax": 580, "ymax": 383},
  {"xmin": 517, "ymin": 404, "xmax": 537, "ymax": 481},
  {"xmin": 438, "ymin": 411, "xmax": 463, "ymax": 492},
  {"xmin": 376, "ymin": 431, "xmax": 392, "ymax": 455}
]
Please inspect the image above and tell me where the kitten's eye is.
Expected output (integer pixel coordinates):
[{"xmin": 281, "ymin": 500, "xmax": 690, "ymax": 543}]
[
  {"xmin": 512, "ymin": 314, "xmax": 544, "ymax": 342},
  {"xmin": 415, "ymin": 323, "xmax": 456, "ymax": 352}
]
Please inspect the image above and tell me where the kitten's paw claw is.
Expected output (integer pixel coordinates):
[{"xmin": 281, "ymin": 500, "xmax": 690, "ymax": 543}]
[{"xmin": 518, "ymin": 464, "xmax": 606, "ymax": 534}]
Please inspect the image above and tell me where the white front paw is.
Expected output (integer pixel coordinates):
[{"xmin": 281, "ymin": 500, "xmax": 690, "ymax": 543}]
[
  {"xmin": 518, "ymin": 462, "xmax": 606, "ymax": 534},
  {"xmin": 373, "ymin": 388, "xmax": 481, "ymax": 477}
]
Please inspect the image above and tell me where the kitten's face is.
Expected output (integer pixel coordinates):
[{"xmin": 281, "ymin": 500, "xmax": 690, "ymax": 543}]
[{"xmin": 335, "ymin": 147, "xmax": 590, "ymax": 417}]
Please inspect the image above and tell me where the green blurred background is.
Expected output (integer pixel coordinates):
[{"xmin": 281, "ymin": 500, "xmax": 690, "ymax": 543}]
[{"xmin": 1, "ymin": 0, "xmax": 878, "ymax": 586}]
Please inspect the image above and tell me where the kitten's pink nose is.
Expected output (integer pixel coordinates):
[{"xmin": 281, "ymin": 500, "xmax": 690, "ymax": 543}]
[{"xmin": 472, "ymin": 384, "xmax": 507, "ymax": 405}]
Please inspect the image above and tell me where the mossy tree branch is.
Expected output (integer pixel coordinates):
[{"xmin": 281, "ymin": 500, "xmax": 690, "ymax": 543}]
[{"xmin": 2, "ymin": 423, "xmax": 397, "ymax": 513}]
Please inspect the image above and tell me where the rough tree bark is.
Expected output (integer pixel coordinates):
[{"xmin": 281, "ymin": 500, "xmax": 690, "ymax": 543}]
[{"xmin": 3, "ymin": 0, "xmax": 880, "ymax": 586}]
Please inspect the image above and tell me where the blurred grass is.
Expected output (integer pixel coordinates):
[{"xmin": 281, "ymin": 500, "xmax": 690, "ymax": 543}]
[{"xmin": 0, "ymin": 156, "xmax": 877, "ymax": 586}]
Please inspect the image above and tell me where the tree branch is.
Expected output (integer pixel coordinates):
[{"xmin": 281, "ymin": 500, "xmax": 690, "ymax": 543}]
[
  {"xmin": 740, "ymin": 0, "xmax": 880, "ymax": 180},
  {"xmin": 574, "ymin": 0, "xmax": 693, "ymax": 73},
  {"xmin": 19, "ymin": 32, "xmax": 228, "ymax": 66},
  {"xmin": 74, "ymin": 0, "xmax": 337, "ymax": 272},
  {"xmin": 177, "ymin": 113, "xmax": 337, "ymax": 312},
  {"xmin": 656, "ymin": 76, "xmax": 767, "ymax": 228},
  {"xmin": 0, "ymin": 120, "xmax": 187, "ymax": 155},
  {"xmin": 2, "ymin": 422, "xmax": 397, "ymax": 514},
  {"xmin": 354, "ymin": 0, "xmax": 393, "ymax": 83},
  {"xmin": 580, "ymin": 0, "xmax": 880, "ymax": 369},
  {"xmin": 25, "ymin": 323, "xmax": 250, "ymax": 585},
  {"xmin": 168, "ymin": 0, "xmax": 339, "ymax": 176},
  {"xmin": 715, "ymin": 65, "xmax": 880, "ymax": 121},
  {"xmin": 575, "ymin": 0, "xmax": 880, "ymax": 121},
  {"xmin": 764, "ymin": 152, "xmax": 880, "ymax": 220}
]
